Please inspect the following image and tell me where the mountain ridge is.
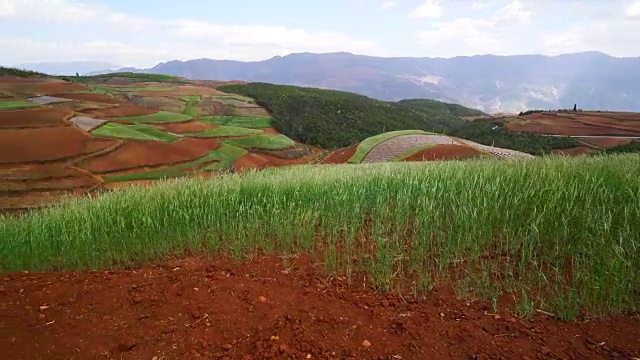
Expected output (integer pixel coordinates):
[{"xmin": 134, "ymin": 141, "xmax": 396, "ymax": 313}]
[{"xmin": 86, "ymin": 51, "xmax": 640, "ymax": 113}]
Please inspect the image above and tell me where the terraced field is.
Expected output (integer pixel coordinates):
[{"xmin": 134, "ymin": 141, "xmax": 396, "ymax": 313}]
[{"xmin": 0, "ymin": 74, "xmax": 315, "ymax": 210}]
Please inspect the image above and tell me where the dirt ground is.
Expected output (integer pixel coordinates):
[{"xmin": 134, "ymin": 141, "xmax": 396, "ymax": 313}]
[
  {"xmin": 403, "ymin": 144, "xmax": 483, "ymax": 162},
  {"xmin": 0, "ymin": 108, "xmax": 72, "ymax": 128},
  {"xmin": 1, "ymin": 255, "xmax": 638, "ymax": 360},
  {"xmin": 322, "ymin": 145, "xmax": 358, "ymax": 164},
  {"xmin": 80, "ymin": 138, "xmax": 221, "ymax": 174}
]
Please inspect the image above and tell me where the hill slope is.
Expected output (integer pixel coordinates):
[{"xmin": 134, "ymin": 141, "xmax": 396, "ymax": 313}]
[
  {"xmin": 110, "ymin": 51, "xmax": 640, "ymax": 113},
  {"xmin": 218, "ymin": 83, "xmax": 478, "ymax": 149}
]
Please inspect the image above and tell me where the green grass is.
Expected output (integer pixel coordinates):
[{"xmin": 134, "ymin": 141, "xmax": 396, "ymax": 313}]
[
  {"xmin": 104, "ymin": 144, "xmax": 247, "ymax": 182},
  {"xmin": 213, "ymin": 94, "xmax": 255, "ymax": 103},
  {"xmin": 182, "ymin": 95, "xmax": 200, "ymax": 117},
  {"xmin": 200, "ymin": 116, "xmax": 272, "ymax": 129},
  {"xmin": 186, "ymin": 126, "xmax": 262, "ymax": 138},
  {"xmin": 0, "ymin": 101, "xmax": 36, "ymax": 110},
  {"xmin": 111, "ymin": 111, "xmax": 192, "ymax": 124},
  {"xmin": 2, "ymin": 155, "xmax": 639, "ymax": 319},
  {"xmin": 0, "ymin": 66, "xmax": 46, "ymax": 77},
  {"xmin": 91, "ymin": 123, "xmax": 180, "ymax": 142},
  {"xmin": 224, "ymin": 134, "xmax": 295, "ymax": 150},
  {"xmin": 348, "ymin": 130, "xmax": 431, "ymax": 164}
]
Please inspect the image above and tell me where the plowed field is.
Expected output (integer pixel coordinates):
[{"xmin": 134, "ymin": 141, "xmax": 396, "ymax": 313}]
[
  {"xmin": 1, "ymin": 255, "xmax": 638, "ymax": 360},
  {"xmin": 83, "ymin": 105, "xmax": 159, "ymax": 118},
  {"xmin": 322, "ymin": 145, "xmax": 358, "ymax": 164},
  {"xmin": 0, "ymin": 127, "xmax": 116, "ymax": 163},
  {"xmin": 403, "ymin": 144, "xmax": 483, "ymax": 161},
  {"xmin": 0, "ymin": 108, "xmax": 71, "ymax": 128},
  {"xmin": 51, "ymin": 93, "xmax": 122, "ymax": 104},
  {"xmin": 363, "ymin": 135, "xmax": 457, "ymax": 163},
  {"xmin": 29, "ymin": 81, "xmax": 89, "ymax": 94},
  {"xmin": 578, "ymin": 137, "xmax": 634, "ymax": 148},
  {"xmin": 81, "ymin": 138, "xmax": 221, "ymax": 173}
]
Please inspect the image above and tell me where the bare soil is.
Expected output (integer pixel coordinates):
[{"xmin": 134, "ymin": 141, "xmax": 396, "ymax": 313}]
[
  {"xmin": 83, "ymin": 105, "xmax": 159, "ymax": 118},
  {"xmin": 0, "ymin": 108, "xmax": 72, "ymax": 128},
  {"xmin": 1, "ymin": 255, "xmax": 638, "ymax": 360},
  {"xmin": 551, "ymin": 147, "xmax": 598, "ymax": 156},
  {"xmin": 51, "ymin": 93, "xmax": 123, "ymax": 105},
  {"xmin": 321, "ymin": 145, "xmax": 358, "ymax": 164},
  {"xmin": 80, "ymin": 138, "xmax": 221, "ymax": 174},
  {"xmin": 0, "ymin": 127, "xmax": 116, "ymax": 163},
  {"xmin": 578, "ymin": 137, "xmax": 633, "ymax": 149},
  {"xmin": 403, "ymin": 144, "xmax": 483, "ymax": 162}
]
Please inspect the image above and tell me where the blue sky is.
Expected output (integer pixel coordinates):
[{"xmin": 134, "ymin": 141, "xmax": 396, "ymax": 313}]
[{"xmin": 1, "ymin": 0, "xmax": 640, "ymax": 68}]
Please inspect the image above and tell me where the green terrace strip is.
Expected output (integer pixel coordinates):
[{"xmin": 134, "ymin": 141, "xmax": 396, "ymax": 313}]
[
  {"xmin": 348, "ymin": 130, "xmax": 432, "ymax": 164},
  {"xmin": 67, "ymin": 72, "xmax": 190, "ymax": 84},
  {"xmin": 200, "ymin": 115, "xmax": 272, "ymax": 129},
  {"xmin": 186, "ymin": 126, "xmax": 262, "ymax": 138},
  {"xmin": 1, "ymin": 155, "xmax": 638, "ymax": 319},
  {"xmin": 111, "ymin": 111, "xmax": 192, "ymax": 124},
  {"xmin": 104, "ymin": 144, "xmax": 247, "ymax": 182},
  {"xmin": 0, "ymin": 100, "xmax": 36, "ymax": 110},
  {"xmin": 224, "ymin": 134, "xmax": 295, "ymax": 150},
  {"xmin": 91, "ymin": 123, "xmax": 180, "ymax": 142},
  {"xmin": 181, "ymin": 95, "xmax": 200, "ymax": 117}
]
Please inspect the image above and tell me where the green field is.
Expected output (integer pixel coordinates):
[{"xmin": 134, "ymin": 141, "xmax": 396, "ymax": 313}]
[
  {"xmin": 348, "ymin": 130, "xmax": 431, "ymax": 164},
  {"xmin": 91, "ymin": 123, "xmax": 180, "ymax": 142},
  {"xmin": 212, "ymin": 94, "xmax": 255, "ymax": 103},
  {"xmin": 224, "ymin": 134, "xmax": 296, "ymax": 150},
  {"xmin": 200, "ymin": 116, "xmax": 272, "ymax": 128},
  {"xmin": 0, "ymin": 100, "xmax": 35, "ymax": 110},
  {"xmin": 2, "ymin": 155, "xmax": 638, "ymax": 319},
  {"xmin": 186, "ymin": 126, "xmax": 262, "ymax": 138},
  {"xmin": 104, "ymin": 144, "xmax": 247, "ymax": 182},
  {"xmin": 181, "ymin": 95, "xmax": 200, "ymax": 117},
  {"xmin": 111, "ymin": 111, "xmax": 192, "ymax": 124}
]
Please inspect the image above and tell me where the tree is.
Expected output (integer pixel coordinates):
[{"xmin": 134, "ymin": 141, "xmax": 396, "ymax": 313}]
[
  {"xmin": 573, "ymin": 103, "xmax": 577, "ymax": 111},
  {"xmin": 75, "ymin": 72, "xmax": 79, "ymax": 77}
]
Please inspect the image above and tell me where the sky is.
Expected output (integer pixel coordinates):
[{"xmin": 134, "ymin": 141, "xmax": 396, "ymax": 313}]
[{"xmin": 1, "ymin": 0, "xmax": 640, "ymax": 68}]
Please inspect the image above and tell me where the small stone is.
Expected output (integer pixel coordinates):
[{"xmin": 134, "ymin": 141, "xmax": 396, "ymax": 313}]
[
  {"xmin": 541, "ymin": 346, "xmax": 551, "ymax": 355},
  {"xmin": 152, "ymin": 357, "xmax": 159, "ymax": 360},
  {"xmin": 494, "ymin": 314, "xmax": 501, "ymax": 320},
  {"xmin": 38, "ymin": 313, "xmax": 46, "ymax": 320},
  {"xmin": 440, "ymin": 312, "xmax": 445, "ymax": 318},
  {"xmin": 117, "ymin": 337, "xmax": 139, "ymax": 352},
  {"xmin": 362, "ymin": 340, "xmax": 372, "ymax": 348},
  {"xmin": 279, "ymin": 344, "xmax": 289, "ymax": 353},
  {"xmin": 258, "ymin": 296, "xmax": 268, "ymax": 303},
  {"xmin": 39, "ymin": 305, "xmax": 49, "ymax": 311},
  {"xmin": 248, "ymin": 305, "xmax": 255, "ymax": 312},
  {"xmin": 223, "ymin": 344, "xmax": 233, "ymax": 351}
]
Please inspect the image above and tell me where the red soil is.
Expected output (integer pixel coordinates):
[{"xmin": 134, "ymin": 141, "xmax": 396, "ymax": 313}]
[
  {"xmin": 83, "ymin": 105, "xmax": 159, "ymax": 118},
  {"xmin": 0, "ymin": 164, "xmax": 84, "ymax": 180},
  {"xmin": 403, "ymin": 144, "xmax": 484, "ymax": 162},
  {"xmin": 81, "ymin": 138, "xmax": 221, "ymax": 173},
  {"xmin": 154, "ymin": 121, "xmax": 216, "ymax": 134},
  {"xmin": 322, "ymin": 145, "xmax": 358, "ymax": 164},
  {"xmin": 29, "ymin": 81, "xmax": 89, "ymax": 94},
  {"xmin": 51, "ymin": 93, "xmax": 123, "ymax": 104},
  {"xmin": 260, "ymin": 128, "xmax": 280, "ymax": 135},
  {"xmin": 1, "ymin": 255, "xmax": 638, "ymax": 360},
  {"xmin": 552, "ymin": 147, "xmax": 598, "ymax": 156},
  {"xmin": 0, "ymin": 174, "xmax": 99, "ymax": 192},
  {"xmin": 0, "ymin": 127, "xmax": 116, "ymax": 164},
  {"xmin": 0, "ymin": 76, "xmax": 46, "ymax": 84},
  {"xmin": 232, "ymin": 153, "xmax": 271, "ymax": 171},
  {"xmin": 132, "ymin": 85, "xmax": 225, "ymax": 97},
  {"xmin": 578, "ymin": 137, "xmax": 633, "ymax": 149},
  {"xmin": 0, "ymin": 108, "xmax": 71, "ymax": 128},
  {"xmin": 506, "ymin": 122, "xmax": 640, "ymax": 136}
]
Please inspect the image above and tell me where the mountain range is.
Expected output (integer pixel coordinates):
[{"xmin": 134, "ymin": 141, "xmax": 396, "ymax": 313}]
[{"xmin": 44, "ymin": 52, "xmax": 640, "ymax": 113}]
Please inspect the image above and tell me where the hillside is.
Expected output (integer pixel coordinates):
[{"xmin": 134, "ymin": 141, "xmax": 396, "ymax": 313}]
[
  {"xmin": 219, "ymin": 82, "xmax": 580, "ymax": 154},
  {"xmin": 218, "ymin": 83, "xmax": 479, "ymax": 149},
  {"xmin": 0, "ymin": 72, "xmax": 320, "ymax": 211},
  {"xmin": 106, "ymin": 51, "xmax": 640, "ymax": 113}
]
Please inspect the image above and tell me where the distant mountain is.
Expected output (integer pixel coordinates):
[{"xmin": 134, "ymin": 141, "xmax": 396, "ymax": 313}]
[
  {"xmin": 16, "ymin": 61, "xmax": 120, "ymax": 76},
  {"xmin": 110, "ymin": 52, "xmax": 640, "ymax": 113}
]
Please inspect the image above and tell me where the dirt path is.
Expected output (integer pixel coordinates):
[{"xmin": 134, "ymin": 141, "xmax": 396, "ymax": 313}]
[{"xmin": 1, "ymin": 255, "xmax": 638, "ymax": 360}]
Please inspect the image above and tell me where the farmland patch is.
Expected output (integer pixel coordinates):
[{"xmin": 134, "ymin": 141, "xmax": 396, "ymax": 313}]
[
  {"xmin": 186, "ymin": 126, "xmax": 262, "ymax": 138},
  {"xmin": 28, "ymin": 96, "xmax": 72, "ymax": 105},
  {"xmin": 0, "ymin": 108, "xmax": 71, "ymax": 128},
  {"xmin": 91, "ymin": 122, "xmax": 180, "ymax": 142},
  {"xmin": 111, "ymin": 111, "xmax": 192, "ymax": 124},
  {"xmin": 69, "ymin": 116, "xmax": 107, "ymax": 132},
  {"xmin": 224, "ymin": 134, "xmax": 295, "ymax": 150}
]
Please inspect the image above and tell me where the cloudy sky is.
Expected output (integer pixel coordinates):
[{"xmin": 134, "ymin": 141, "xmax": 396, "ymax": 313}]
[{"xmin": 1, "ymin": 0, "xmax": 640, "ymax": 68}]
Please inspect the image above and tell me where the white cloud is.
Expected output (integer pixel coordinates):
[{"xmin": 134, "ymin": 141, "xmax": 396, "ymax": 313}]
[
  {"xmin": 0, "ymin": 0, "xmax": 383, "ymax": 67},
  {"xmin": 626, "ymin": 1, "xmax": 640, "ymax": 17},
  {"xmin": 380, "ymin": 1, "xmax": 397, "ymax": 10},
  {"xmin": 492, "ymin": 0, "xmax": 532, "ymax": 26},
  {"xmin": 409, "ymin": 0, "xmax": 443, "ymax": 19}
]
